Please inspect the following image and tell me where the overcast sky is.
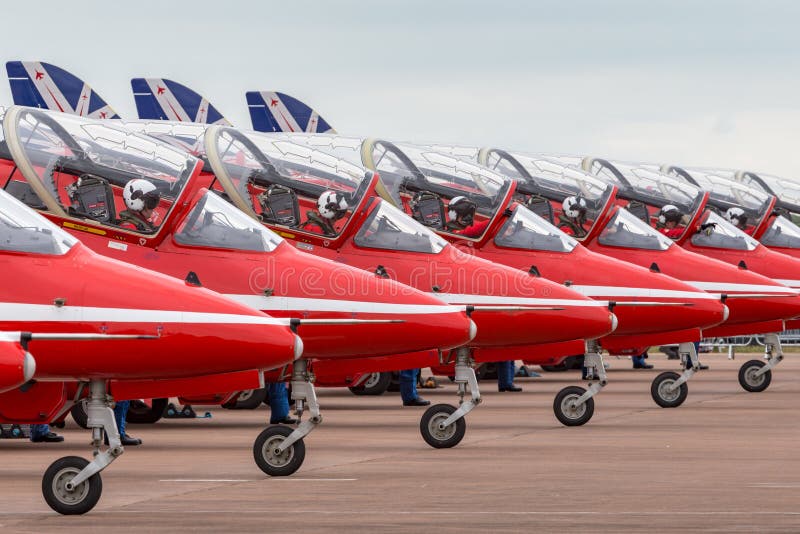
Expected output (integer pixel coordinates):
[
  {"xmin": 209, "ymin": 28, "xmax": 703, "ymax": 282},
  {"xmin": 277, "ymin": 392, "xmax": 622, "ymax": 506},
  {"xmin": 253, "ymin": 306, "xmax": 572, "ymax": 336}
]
[{"xmin": 4, "ymin": 1, "xmax": 800, "ymax": 176}]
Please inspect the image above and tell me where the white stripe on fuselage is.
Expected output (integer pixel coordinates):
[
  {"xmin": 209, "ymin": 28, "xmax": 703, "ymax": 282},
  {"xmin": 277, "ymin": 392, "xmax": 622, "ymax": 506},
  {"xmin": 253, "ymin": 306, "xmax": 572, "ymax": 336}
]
[
  {"xmin": 685, "ymin": 282, "xmax": 799, "ymax": 294},
  {"xmin": 431, "ymin": 293, "xmax": 609, "ymax": 307},
  {"xmin": 774, "ymin": 280, "xmax": 800, "ymax": 289},
  {"xmin": 226, "ymin": 294, "xmax": 464, "ymax": 315},
  {"xmin": 568, "ymin": 285, "xmax": 718, "ymax": 300},
  {"xmin": 0, "ymin": 302, "xmax": 285, "ymax": 326}
]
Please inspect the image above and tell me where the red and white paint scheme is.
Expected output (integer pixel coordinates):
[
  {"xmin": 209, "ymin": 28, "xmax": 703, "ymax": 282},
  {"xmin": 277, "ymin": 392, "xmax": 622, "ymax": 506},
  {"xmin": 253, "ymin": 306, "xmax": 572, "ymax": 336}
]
[
  {"xmin": 0, "ymin": 107, "xmax": 476, "ymax": 467},
  {"xmin": 530, "ymin": 155, "xmax": 800, "ymax": 395},
  {"xmin": 0, "ymin": 186, "xmax": 300, "ymax": 514}
]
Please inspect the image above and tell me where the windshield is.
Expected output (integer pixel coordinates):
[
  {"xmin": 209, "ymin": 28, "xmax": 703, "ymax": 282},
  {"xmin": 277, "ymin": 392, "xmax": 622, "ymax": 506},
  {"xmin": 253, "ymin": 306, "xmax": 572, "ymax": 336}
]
[
  {"xmin": 761, "ymin": 215, "xmax": 800, "ymax": 249},
  {"xmin": 673, "ymin": 169, "xmax": 772, "ymax": 233},
  {"xmin": 6, "ymin": 108, "xmax": 196, "ymax": 234},
  {"xmin": 690, "ymin": 210, "xmax": 759, "ymax": 251},
  {"xmin": 484, "ymin": 151, "xmax": 613, "ymax": 239},
  {"xmin": 741, "ymin": 171, "xmax": 800, "ymax": 214},
  {"xmin": 174, "ymin": 191, "xmax": 283, "ymax": 252},
  {"xmin": 354, "ymin": 200, "xmax": 448, "ymax": 254},
  {"xmin": 208, "ymin": 128, "xmax": 370, "ymax": 237},
  {"xmin": 495, "ymin": 205, "xmax": 578, "ymax": 253},
  {"xmin": 608, "ymin": 162, "xmax": 703, "ymax": 217},
  {"xmin": 0, "ymin": 188, "xmax": 77, "ymax": 254},
  {"xmin": 598, "ymin": 207, "xmax": 674, "ymax": 250},
  {"xmin": 369, "ymin": 141, "xmax": 510, "ymax": 238}
]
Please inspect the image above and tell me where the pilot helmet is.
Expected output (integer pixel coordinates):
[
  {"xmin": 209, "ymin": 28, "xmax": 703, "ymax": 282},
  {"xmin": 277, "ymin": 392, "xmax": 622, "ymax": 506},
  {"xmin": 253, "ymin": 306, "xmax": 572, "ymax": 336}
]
[
  {"xmin": 317, "ymin": 190, "xmax": 348, "ymax": 220},
  {"xmin": 658, "ymin": 204, "xmax": 682, "ymax": 225},
  {"xmin": 123, "ymin": 179, "xmax": 160, "ymax": 212},
  {"xmin": 725, "ymin": 207, "xmax": 747, "ymax": 228},
  {"xmin": 562, "ymin": 196, "xmax": 587, "ymax": 219},
  {"xmin": 447, "ymin": 196, "xmax": 476, "ymax": 228}
]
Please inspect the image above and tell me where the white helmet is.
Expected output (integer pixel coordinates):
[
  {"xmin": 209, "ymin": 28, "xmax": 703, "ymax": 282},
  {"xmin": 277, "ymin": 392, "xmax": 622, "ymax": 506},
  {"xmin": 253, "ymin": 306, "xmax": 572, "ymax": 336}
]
[
  {"xmin": 317, "ymin": 190, "xmax": 348, "ymax": 220},
  {"xmin": 123, "ymin": 179, "xmax": 159, "ymax": 211},
  {"xmin": 725, "ymin": 206, "xmax": 746, "ymax": 227},
  {"xmin": 562, "ymin": 196, "xmax": 587, "ymax": 218},
  {"xmin": 658, "ymin": 204, "xmax": 682, "ymax": 225}
]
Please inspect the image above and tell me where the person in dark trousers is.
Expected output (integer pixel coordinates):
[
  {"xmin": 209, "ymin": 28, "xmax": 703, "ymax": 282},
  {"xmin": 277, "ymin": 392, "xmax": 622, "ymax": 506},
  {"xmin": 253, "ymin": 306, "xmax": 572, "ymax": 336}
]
[
  {"xmin": 497, "ymin": 361, "xmax": 522, "ymax": 392},
  {"xmin": 400, "ymin": 369, "xmax": 430, "ymax": 406},
  {"xmin": 114, "ymin": 401, "xmax": 142, "ymax": 446},
  {"xmin": 29, "ymin": 424, "xmax": 63, "ymax": 443},
  {"xmin": 268, "ymin": 383, "xmax": 297, "ymax": 424}
]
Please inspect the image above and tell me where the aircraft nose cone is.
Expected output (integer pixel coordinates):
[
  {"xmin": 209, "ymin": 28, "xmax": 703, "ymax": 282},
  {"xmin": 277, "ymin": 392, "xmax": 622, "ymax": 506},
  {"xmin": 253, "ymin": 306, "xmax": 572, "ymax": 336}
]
[
  {"xmin": 293, "ymin": 335, "xmax": 304, "ymax": 361},
  {"xmin": 722, "ymin": 304, "xmax": 730, "ymax": 322},
  {"xmin": 609, "ymin": 313, "xmax": 619, "ymax": 334},
  {"xmin": 468, "ymin": 319, "xmax": 478, "ymax": 341},
  {"xmin": 23, "ymin": 351, "xmax": 36, "ymax": 382}
]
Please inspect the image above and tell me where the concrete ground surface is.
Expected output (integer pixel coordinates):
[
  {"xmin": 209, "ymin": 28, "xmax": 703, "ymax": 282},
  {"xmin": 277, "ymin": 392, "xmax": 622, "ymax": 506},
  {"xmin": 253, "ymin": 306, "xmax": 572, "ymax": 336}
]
[{"xmin": 1, "ymin": 353, "xmax": 799, "ymax": 533}]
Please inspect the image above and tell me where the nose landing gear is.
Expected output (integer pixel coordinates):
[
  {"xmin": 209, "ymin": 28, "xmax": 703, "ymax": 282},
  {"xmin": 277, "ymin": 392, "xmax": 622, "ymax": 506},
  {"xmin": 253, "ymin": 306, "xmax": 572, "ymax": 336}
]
[
  {"xmin": 738, "ymin": 332, "xmax": 783, "ymax": 392},
  {"xmin": 651, "ymin": 342, "xmax": 697, "ymax": 408},
  {"xmin": 553, "ymin": 341, "xmax": 606, "ymax": 426}
]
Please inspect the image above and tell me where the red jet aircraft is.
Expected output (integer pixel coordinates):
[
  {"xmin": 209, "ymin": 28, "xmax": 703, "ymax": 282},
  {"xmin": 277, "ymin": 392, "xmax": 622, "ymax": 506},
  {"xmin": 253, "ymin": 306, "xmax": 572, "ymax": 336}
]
[
  {"xmin": 0, "ymin": 187, "xmax": 301, "ymax": 514},
  {"xmin": 0, "ymin": 107, "xmax": 476, "ymax": 472},
  {"xmin": 120, "ymin": 122, "xmax": 620, "ymax": 446},
  {"xmin": 537, "ymin": 156, "xmax": 800, "ymax": 395}
]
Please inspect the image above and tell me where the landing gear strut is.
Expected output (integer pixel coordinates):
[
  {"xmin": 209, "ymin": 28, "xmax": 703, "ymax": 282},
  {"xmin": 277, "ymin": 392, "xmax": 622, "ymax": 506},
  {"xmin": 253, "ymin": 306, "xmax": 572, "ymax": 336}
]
[
  {"xmin": 420, "ymin": 347, "xmax": 478, "ymax": 448},
  {"xmin": 739, "ymin": 332, "xmax": 782, "ymax": 392},
  {"xmin": 553, "ymin": 340, "xmax": 606, "ymax": 426},
  {"xmin": 651, "ymin": 342, "xmax": 696, "ymax": 408},
  {"xmin": 253, "ymin": 359, "xmax": 319, "ymax": 476},
  {"xmin": 41, "ymin": 380, "xmax": 121, "ymax": 515}
]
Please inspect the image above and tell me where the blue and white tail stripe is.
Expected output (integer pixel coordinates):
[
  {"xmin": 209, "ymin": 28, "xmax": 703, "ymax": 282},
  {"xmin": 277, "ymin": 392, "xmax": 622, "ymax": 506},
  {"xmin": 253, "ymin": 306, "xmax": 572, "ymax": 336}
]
[
  {"xmin": 131, "ymin": 78, "xmax": 231, "ymax": 125},
  {"xmin": 246, "ymin": 91, "xmax": 335, "ymax": 134},
  {"xmin": 6, "ymin": 61, "xmax": 120, "ymax": 119}
]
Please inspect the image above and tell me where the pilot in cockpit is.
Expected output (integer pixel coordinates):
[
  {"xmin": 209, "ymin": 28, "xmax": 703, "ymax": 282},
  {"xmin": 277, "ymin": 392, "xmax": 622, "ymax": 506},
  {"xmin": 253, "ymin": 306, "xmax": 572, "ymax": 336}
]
[
  {"xmin": 299, "ymin": 190, "xmax": 348, "ymax": 236},
  {"xmin": 447, "ymin": 196, "xmax": 487, "ymax": 238},
  {"xmin": 119, "ymin": 179, "xmax": 160, "ymax": 233},
  {"xmin": 657, "ymin": 204, "xmax": 684, "ymax": 239},
  {"xmin": 725, "ymin": 207, "xmax": 752, "ymax": 234},
  {"xmin": 559, "ymin": 196, "xmax": 588, "ymax": 237}
]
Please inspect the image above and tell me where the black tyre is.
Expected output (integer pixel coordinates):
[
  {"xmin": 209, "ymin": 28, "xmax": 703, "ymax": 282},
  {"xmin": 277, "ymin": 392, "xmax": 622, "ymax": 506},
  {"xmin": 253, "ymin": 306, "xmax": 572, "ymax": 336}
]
[
  {"xmin": 223, "ymin": 388, "xmax": 268, "ymax": 410},
  {"xmin": 42, "ymin": 456, "xmax": 102, "ymax": 515},
  {"xmin": 253, "ymin": 425, "xmax": 305, "ymax": 477},
  {"xmin": 651, "ymin": 371, "xmax": 688, "ymax": 408},
  {"xmin": 553, "ymin": 386, "xmax": 594, "ymax": 426},
  {"xmin": 126, "ymin": 398, "xmax": 168, "ymax": 424},
  {"xmin": 738, "ymin": 359, "xmax": 772, "ymax": 393},
  {"xmin": 349, "ymin": 372, "xmax": 392, "ymax": 396},
  {"xmin": 70, "ymin": 401, "xmax": 88, "ymax": 429},
  {"xmin": 419, "ymin": 404, "xmax": 466, "ymax": 449}
]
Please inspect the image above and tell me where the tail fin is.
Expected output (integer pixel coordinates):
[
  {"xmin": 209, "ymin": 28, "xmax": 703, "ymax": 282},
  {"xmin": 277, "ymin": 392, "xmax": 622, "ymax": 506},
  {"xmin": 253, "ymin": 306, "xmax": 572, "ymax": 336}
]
[
  {"xmin": 5, "ymin": 61, "xmax": 120, "ymax": 119},
  {"xmin": 245, "ymin": 91, "xmax": 335, "ymax": 133},
  {"xmin": 130, "ymin": 78, "xmax": 231, "ymax": 125}
]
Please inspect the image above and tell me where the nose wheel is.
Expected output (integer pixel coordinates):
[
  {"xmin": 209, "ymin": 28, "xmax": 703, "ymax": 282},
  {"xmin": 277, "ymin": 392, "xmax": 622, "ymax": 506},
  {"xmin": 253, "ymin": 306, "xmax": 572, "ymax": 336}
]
[
  {"xmin": 738, "ymin": 360, "xmax": 772, "ymax": 392},
  {"xmin": 42, "ymin": 456, "xmax": 103, "ymax": 515},
  {"xmin": 41, "ymin": 380, "xmax": 123, "ymax": 515},
  {"xmin": 553, "ymin": 385, "xmax": 595, "ymax": 426},
  {"xmin": 420, "ymin": 404, "xmax": 466, "ymax": 448},
  {"xmin": 651, "ymin": 371, "xmax": 689, "ymax": 408},
  {"xmin": 253, "ymin": 425, "xmax": 306, "ymax": 476}
]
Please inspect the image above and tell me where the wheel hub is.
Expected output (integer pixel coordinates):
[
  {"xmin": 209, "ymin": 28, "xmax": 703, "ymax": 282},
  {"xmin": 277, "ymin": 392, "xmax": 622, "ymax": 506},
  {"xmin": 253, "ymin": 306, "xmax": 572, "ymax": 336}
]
[
  {"xmin": 745, "ymin": 367, "xmax": 765, "ymax": 387},
  {"xmin": 52, "ymin": 467, "xmax": 89, "ymax": 505},
  {"xmin": 429, "ymin": 413, "xmax": 456, "ymax": 441},
  {"xmin": 262, "ymin": 436, "xmax": 293, "ymax": 467},
  {"xmin": 561, "ymin": 395, "xmax": 586, "ymax": 419},
  {"xmin": 363, "ymin": 373, "xmax": 380, "ymax": 389},
  {"xmin": 658, "ymin": 380, "xmax": 680, "ymax": 402}
]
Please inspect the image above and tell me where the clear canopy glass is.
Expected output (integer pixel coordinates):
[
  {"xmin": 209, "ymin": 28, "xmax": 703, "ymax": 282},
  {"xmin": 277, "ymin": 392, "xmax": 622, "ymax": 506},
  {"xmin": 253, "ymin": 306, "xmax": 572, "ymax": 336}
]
[
  {"xmin": 208, "ymin": 128, "xmax": 371, "ymax": 236},
  {"xmin": 494, "ymin": 205, "xmax": 578, "ymax": 252},
  {"xmin": 174, "ymin": 191, "xmax": 283, "ymax": 252},
  {"xmin": 0, "ymin": 188, "xmax": 77, "ymax": 254},
  {"xmin": 690, "ymin": 210, "xmax": 759, "ymax": 251},
  {"xmin": 740, "ymin": 171, "xmax": 800, "ymax": 213},
  {"xmin": 354, "ymin": 199, "xmax": 448, "ymax": 254},
  {"xmin": 121, "ymin": 120, "xmax": 209, "ymax": 157},
  {"xmin": 758, "ymin": 215, "xmax": 800, "ymax": 249},
  {"xmin": 606, "ymin": 162, "xmax": 703, "ymax": 218},
  {"xmin": 598, "ymin": 207, "xmax": 674, "ymax": 250}
]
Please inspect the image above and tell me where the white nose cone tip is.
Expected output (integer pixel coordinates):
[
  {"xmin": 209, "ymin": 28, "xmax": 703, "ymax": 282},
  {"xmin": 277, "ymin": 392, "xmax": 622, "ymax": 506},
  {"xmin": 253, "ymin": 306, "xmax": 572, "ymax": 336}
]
[
  {"xmin": 23, "ymin": 351, "xmax": 36, "ymax": 382},
  {"xmin": 293, "ymin": 335, "xmax": 304, "ymax": 361},
  {"xmin": 468, "ymin": 319, "xmax": 478, "ymax": 342},
  {"xmin": 609, "ymin": 313, "xmax": 619, "ymax": 334},
  {"xmin": 722, "ymin": 304, "xmax": 730, "ymax": 322}
]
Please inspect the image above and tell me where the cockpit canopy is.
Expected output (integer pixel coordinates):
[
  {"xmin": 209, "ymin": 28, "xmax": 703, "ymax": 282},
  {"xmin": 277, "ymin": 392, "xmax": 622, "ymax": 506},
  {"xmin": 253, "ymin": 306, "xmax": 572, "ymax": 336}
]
[
  {"xmin": 597, "ymin": 207, "xmax": 674, "ymax": 251},
  {"xmin": 666, "ymin": 167, "xmax": 772, "ymax": 234},
  {"xmin": 690, "ymin": 210, "xmax": 759, "ymax": 251},
  {"xmin": 495, "ymin": 205, "xmax": 579, "ymax": 253},
  {"xmin": 0, "ymin": 187, "xmax": 77, "ymax": 255},
  {"xmin": 204, "ymin": 128, "xmax": 372, "ymax": 238},
  {"xmin": 2, "ymin": 107, "xmax": 197, "ymax": 236},
  {"xmin": 737, "ymin": 170, "xmax": 800, "ymax": 216},
  {"xmin": 354, "ymin": 200, "xmax": 448, "ymax": 254}
]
